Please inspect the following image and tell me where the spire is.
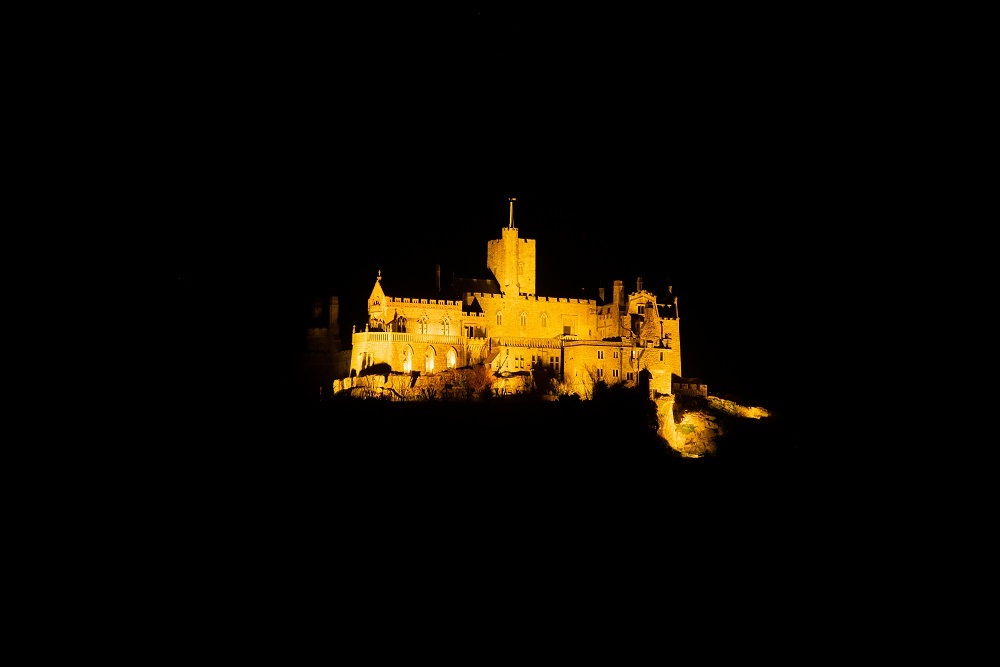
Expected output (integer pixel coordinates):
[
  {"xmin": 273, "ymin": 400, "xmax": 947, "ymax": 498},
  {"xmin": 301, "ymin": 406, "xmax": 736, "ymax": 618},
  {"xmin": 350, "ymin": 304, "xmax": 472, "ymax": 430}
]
[
  {"xmin": 377, "ymin": 269, "xmax": 382, "ymax": 282},
  {"xmin": 508, "ymin": 197, "xmax": 516, "ymax": 228}
]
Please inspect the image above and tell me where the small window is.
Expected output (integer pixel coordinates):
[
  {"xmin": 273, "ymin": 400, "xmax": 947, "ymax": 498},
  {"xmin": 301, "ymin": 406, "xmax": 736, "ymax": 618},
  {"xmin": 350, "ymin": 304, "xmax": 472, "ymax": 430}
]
[
  {"xmin": 597, "ymin": 368, "xmax": 604, "ymax": 378},
  {"xmin": 541, "ymin": 313, "xmax": 547, "ymax": 328},
  {"xmin": 613, "ymin": 351, "xmax": 619, "ymax": 359},
  {"xmin": 597, "ymin": 350, "xmax": 604, "ymax": 359},
  {"xmin": 497, "ymin": 312, "xmax": 503, "ymax": 326},
  {"xmin": 612, "ymin": 369, "xmax": 619, "ymax": 378},
  {"xmin": 659, "ymin": 351, "xmax": 663, "ymax": 361},
  {"xmin": 520, "ymin": 312, "xmax": 527, "ymax": 327}
]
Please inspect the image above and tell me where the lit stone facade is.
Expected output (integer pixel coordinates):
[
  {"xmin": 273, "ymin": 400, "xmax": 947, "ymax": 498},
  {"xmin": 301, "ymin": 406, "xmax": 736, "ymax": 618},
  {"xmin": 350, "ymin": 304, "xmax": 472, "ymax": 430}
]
[{"xmin": 348, "ymin": 218, "xmax": 682, "ymax": 398}]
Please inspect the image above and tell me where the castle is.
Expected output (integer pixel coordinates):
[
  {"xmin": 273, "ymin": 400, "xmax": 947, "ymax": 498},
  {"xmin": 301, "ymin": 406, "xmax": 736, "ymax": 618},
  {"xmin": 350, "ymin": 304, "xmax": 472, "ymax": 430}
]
[{"xmin": 329, "ymin": 198, "xmax": 699, "ymax": 400}]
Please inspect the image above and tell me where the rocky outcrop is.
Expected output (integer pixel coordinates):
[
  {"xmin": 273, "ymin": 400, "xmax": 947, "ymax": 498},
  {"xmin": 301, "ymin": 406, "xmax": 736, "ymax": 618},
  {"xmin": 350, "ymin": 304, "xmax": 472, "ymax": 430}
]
[{"xmin": 657, "ymin": 394, "xmax": 772, "ymax": 458}]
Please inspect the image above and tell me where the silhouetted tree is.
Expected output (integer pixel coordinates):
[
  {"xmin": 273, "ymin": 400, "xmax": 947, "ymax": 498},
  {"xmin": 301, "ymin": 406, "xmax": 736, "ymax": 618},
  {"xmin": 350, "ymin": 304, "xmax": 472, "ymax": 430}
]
[{"xmin": 466, "ymin": 363, "xmax": 494, "ymax": 399}]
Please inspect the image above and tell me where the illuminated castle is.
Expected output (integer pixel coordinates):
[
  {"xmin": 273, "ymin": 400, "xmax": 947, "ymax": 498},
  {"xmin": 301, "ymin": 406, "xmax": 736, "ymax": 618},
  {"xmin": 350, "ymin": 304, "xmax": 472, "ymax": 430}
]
[{"xmin": 344, "ymin": 198, "xmax": 686, "ymax": 399}]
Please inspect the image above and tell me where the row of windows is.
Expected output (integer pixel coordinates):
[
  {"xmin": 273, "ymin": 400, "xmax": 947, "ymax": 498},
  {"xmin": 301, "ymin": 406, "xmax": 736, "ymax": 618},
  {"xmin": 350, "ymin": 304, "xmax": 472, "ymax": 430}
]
[
  {"xmin": 497, "ymin": 312, "xmax": 549, "ymax": 327},
  {"xmin": 364, "ymin": 347, "xmax": 461, "ymax": 373},
  {"xmin": 596, "ymin": 350, "xmax": 670, "ymax": 361},
  {"xmin": 591, "ymin": 369, "xmax": 639, "ymax": 381}
]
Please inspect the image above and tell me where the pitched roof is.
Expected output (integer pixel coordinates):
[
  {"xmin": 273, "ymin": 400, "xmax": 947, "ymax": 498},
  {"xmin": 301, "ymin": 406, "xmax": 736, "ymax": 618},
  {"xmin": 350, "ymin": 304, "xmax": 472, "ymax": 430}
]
[{"xmin": 451, "ymin": 275, "xmax": 502, "ymax": 296}]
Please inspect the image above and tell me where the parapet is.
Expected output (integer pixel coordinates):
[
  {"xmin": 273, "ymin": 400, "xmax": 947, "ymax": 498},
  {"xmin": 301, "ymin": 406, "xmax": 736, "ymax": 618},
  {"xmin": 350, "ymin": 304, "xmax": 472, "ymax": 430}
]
[{"xmin": 389, "ymin": 296, "xmax": 460, "ymax": 306}]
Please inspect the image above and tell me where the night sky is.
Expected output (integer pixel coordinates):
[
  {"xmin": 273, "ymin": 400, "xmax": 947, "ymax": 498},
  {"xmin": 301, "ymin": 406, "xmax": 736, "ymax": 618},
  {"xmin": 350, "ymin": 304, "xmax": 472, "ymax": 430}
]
[{"xmin": 166, "ymin": 8, "xmax": 847, "ymax": 419}]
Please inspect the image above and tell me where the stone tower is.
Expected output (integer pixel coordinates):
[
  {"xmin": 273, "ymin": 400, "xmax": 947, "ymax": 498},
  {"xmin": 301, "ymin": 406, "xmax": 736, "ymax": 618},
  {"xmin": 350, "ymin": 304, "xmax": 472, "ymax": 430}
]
[{"xmin": 486, "ymin": 197, "xmax": 536, "ymax": 295}]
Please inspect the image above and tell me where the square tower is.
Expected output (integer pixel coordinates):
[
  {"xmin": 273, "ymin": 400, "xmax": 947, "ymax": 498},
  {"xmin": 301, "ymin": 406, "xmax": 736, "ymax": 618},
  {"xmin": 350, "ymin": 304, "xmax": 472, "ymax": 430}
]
[{"xmin": 487, "ymin": 226, "xmax": 536, "ymax": 295}]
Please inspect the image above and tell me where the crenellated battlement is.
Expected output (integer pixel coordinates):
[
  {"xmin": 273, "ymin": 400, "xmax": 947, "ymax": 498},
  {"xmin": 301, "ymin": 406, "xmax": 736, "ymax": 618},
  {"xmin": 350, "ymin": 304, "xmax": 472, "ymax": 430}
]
[
  {"xmin": 470, "ymin": 291, "xmax": 595, "ymax": 304},
  {"xmin": 388, "ymin": 296, "xmax": 461, "ymax": 306}
]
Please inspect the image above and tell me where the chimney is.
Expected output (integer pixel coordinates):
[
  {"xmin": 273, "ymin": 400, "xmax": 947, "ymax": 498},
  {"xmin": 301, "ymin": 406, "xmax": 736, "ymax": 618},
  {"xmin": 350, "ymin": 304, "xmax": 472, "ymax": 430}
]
[
  {"xmin": 637, "ymin": 276, "xmax": 642, "ymax": 292},
  {"xmin": 329, "ymin": 296, "xmax": 339, "ymax": 328},
  {"xmin": 598, "ymin": 287, "xmax": 605, "ymax": 302},
  {"xmin": 613, "ymin": 280, "xmax": 624, "ymax": 310}
]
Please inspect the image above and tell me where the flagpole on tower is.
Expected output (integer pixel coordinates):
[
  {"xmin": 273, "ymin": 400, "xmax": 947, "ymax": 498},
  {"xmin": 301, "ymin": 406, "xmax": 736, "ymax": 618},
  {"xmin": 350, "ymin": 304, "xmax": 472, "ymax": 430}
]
[{"xmin": 508, "ymin": 197, "xmax": 516, "ymax": 228}]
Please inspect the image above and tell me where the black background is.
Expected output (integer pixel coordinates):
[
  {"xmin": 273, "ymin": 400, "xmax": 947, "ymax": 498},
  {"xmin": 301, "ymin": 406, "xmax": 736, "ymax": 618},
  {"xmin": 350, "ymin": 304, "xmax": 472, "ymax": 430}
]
[{"xmin": 163, "ymin": 7, "xmax": 856, "ymax": 425}]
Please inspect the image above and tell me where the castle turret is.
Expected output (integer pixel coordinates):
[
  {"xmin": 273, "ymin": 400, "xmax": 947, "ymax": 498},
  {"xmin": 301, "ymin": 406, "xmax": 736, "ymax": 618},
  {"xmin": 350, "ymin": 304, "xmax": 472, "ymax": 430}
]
[
  {"xmin": 486, "ymin": 198, "xmax": 536, "ymax": 295},
  {"xmin": 367, "ymin": 270, "xmax": 387, "ymax": 329},
  {"xmin": 613, "ymin": 280, "xmax": 624, "ymax": 310}
]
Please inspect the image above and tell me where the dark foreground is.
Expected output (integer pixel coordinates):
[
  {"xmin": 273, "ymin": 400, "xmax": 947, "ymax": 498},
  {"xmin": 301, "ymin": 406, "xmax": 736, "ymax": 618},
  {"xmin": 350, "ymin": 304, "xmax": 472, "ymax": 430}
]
[
  {"xmin": 167, "ymin": 391, "xmax": 818, "ymax": 510},
  {"xmin": 143, "ymin": 390, "xmax": 838, "ymax": 640}
]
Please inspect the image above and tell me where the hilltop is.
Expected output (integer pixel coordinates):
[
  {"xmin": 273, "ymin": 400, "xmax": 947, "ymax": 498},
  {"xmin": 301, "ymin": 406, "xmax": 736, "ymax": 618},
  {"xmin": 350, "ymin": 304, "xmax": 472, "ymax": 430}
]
[{"xmin": 296, "ymin": 384, "xmax": 802, "ymax": 470}]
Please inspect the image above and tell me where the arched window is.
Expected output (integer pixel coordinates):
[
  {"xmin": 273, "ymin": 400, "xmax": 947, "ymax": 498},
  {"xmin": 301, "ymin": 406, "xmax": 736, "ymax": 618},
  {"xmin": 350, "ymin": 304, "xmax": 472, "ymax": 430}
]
[
  {"xmin": 442, "ymin": 317, "xmax": 450, "ymax": 336},
  {"xmin": 446, "ymin": 348, "xmax": 457, "ymax": 369},
  {"xmin": 520, "ymin": 312, "xmax": 527, "ymax": 327},
  {"xmin": 425, "ymin": 347, "xmax": 436, "ymax": 372},
  {"xmin": 402, "ymin": 346, "xmax": 413, "ymax": 373},
  {"xmin": 540, "ymin": 313, "xmax": 547, "ymax": 328},
  {"xmin": 496, "ymin": 312, "xmax": 503, "ymax": 326},
  {"xmin": 419, "ymin": 317, "xmax": 428, "ymax": 335}
]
